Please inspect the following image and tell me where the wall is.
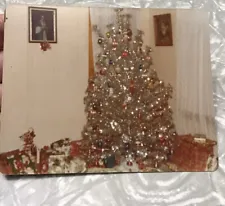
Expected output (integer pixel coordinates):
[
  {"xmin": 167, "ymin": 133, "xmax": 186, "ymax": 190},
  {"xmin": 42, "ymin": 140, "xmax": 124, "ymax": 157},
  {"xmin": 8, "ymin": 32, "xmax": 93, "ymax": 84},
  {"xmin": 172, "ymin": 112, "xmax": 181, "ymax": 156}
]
[
  {"xmin": 139, "ymin": 9, "xmax": 177, "ymax": 117},
  {"xmin": 0, "ymin": 5, "xmax": 89, "ymax": 152}
]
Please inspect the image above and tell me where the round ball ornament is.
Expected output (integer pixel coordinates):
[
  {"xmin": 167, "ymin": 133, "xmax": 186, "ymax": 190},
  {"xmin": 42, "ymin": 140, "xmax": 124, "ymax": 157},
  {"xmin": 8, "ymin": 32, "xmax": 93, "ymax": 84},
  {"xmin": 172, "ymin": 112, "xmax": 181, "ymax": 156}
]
[
  {"xmin": 98, "ymin": 39, "xmax": 103, "ymax": 44},
  {"xmin": 106, "ymin": 32, "xmax": 111, "ymax": 38},
  {"xmin": 115, "ymin": 67, "xmax": 121, "ymax": 73},
  {"xmin": 127, "ymin": 29, "xmax": 132, "ymax": 37}
]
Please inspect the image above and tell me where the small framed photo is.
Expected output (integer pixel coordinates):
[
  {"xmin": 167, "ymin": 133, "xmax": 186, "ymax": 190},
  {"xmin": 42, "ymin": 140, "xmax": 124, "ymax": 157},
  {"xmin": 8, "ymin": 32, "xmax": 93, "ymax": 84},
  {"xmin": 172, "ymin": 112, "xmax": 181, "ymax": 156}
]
[
  {"xmin": 28, "ymin": 7, "xmax": 57, "ymax": 43},
  {"xmin": 153, "ymin": 13, "xmax": 173, "ymax": 46}
]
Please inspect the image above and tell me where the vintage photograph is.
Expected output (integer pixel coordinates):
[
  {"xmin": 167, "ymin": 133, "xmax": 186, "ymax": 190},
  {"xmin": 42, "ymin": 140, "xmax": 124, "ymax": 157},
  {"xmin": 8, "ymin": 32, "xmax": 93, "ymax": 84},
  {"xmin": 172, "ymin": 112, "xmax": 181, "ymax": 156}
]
[
  {"xmin": 28, "ymin": 7, "xmax": 57, "ymax": 43},
  {"xmin": 154, "ymin": 13, "xmax": 173, "ymax": 46},
  {"xmin": 0, "ymin": 7, "xmax": 217, "ymax": 175}
]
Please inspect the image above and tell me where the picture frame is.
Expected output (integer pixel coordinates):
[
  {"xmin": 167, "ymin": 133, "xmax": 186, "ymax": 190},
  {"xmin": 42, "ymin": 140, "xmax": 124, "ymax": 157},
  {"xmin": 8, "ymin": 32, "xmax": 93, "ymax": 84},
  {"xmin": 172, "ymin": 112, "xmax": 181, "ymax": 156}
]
[
  {"xmin": 28, "ymin": 7, "xmax": 57, "ymax": 43},
  {"xmin": 153, "ymin": 13, "xmax": 173, "ymax": 46}
]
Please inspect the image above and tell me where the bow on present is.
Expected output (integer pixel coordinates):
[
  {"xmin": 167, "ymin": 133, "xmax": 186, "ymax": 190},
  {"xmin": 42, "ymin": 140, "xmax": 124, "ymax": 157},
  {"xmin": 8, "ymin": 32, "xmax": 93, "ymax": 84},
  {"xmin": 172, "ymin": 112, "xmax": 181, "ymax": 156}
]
[{"xmin": 40, "ymin": 42, "xmax": 51, "ymax": 51}]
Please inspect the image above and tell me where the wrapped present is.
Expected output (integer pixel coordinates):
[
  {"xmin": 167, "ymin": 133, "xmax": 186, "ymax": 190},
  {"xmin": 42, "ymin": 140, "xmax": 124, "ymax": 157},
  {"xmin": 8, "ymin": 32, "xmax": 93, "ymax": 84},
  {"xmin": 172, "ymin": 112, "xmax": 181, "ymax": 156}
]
[
  {"xmin": 38, "ymin": 147, "xmax": 50, "ymax": 174},
  {"xmin": 48, "ymin": 154, "xmax": 66, "ymax": 174},
  {"xmin": 39, "ymin": 140, "xmax": 82, "ymax": 174},
  {"xmin": 169, "ymin": 134, "xmax": 217, "ymax": 171},
  {"xmin": 0, "ymin": 155, "xmax": 13, "ymax": 174},
  {"xmin": 47, "ymin": 154, "xmax": 87, "ymax": 174},
  {"xmin": 0, "ymin": 149, "xmax": 37, "ymax": 174},
  {"xmin": 50, "ymin": 138, "xmax": 71, "ymax": 155},
  {"xmin": 70, "ymin": 140, "xmax": 82, "ymax": 157},
  {"xmin": 38, "ymin": 145, "xmax": 59, "ymax": 174},
  {"xmin": 206, "ymin": 155, "xmax": 218, "ymax": 171},
  {"xmin": 65, "ymin": 157, "xmax": 86, "ymax": 173}
]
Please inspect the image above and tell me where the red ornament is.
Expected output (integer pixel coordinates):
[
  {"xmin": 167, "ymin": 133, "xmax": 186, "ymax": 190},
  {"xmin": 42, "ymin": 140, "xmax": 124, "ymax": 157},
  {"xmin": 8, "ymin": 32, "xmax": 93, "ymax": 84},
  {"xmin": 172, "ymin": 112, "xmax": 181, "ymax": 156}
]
[
  {"xmin": 43, "ymin": 146, "xmax": 49, "ymax": 151},
  {"xmin": 122, "ymin": 51, "xmax": 128, "ymax": 57},
  {"xmin": 129, "ymin": 80, "xmax": 135, "ymax": 94},
  {"xmin": 138, "ymin": 162, "xmax": 145, "ymax": 170},
  {"xmin": 40, "ymin": 42, "xmax": 51, "ymax": 51},
  {"xmin": 127, "ymin": 161, "xmax": 133, "ymax": 166},
  {"xmin": 138, "ymin": 112, "xmax": 141, "ymax": 120},
  {"xmin": 112, "ymin": 41, "xmax": 118, "ymax": 47},
  {"xmin": 122, "ymin": 103, "xmax": 127, "ymax": 109},
  {"xmin": 100, "ymin": 69, "xmax": 105, "ymax": 75},
  {"xmin": 160, "ymin": 136, "xmax": 165, "ymax": 143}
]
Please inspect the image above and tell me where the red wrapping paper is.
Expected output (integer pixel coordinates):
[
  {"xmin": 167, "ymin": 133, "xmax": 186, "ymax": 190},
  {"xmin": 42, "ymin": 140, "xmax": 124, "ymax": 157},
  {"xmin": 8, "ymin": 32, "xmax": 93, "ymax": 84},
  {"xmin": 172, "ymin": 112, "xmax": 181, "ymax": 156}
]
[{"xmin": 169, "ymin": 135, "xmax": 216, "ymax": 171}]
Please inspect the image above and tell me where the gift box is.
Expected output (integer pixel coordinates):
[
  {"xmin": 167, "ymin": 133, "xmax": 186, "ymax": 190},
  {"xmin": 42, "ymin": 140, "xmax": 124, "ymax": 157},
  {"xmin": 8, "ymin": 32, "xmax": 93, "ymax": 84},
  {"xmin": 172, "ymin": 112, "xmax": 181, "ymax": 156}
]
[
  {"xmin": 38, "ymin": 147, "xmax": 51, "ymax": 174},
  {"xmin": 70, "ymin": 140, "xmax": 82, "ymax": 157},
  {"xmin": 169, "ymin": 135, "xmax": 217, "ymax": 171},
  {"xmin": 0, "ymin": 151, "xmax": 14, "ymax": 174},
  {"xmin": 48, "ymin": 154, "xmax": 67, "ymax": 174},
  {"xmin": 0, "ymin": 149, "xmax": 37, "ymax": 174},
  {"xmin": 50, "ymin": 138, "xmax": 71, "ymax": 155},
  {"xmin": 38, "ymin": 139, "xmax": 79, "ymax": 174}
]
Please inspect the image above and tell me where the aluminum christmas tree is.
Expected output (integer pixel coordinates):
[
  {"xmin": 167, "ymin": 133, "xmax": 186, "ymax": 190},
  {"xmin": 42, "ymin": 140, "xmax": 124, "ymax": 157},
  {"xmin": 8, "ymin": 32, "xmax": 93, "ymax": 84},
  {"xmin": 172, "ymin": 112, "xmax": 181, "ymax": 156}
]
[{"xmin": 80, "ymin": 9, "xmax": 177, "ymax": 169}]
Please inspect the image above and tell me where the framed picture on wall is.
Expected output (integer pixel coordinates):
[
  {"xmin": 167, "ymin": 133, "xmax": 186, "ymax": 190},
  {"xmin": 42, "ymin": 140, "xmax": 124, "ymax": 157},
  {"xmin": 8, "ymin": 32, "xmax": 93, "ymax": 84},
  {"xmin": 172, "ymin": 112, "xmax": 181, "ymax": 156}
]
[
  {"xmin": 28, "ymin": 7, "xmax": 57, "ymax": 43},
  {"xmin": 153, "ymin": 13, "xmax": 173, "ymax": 46}
]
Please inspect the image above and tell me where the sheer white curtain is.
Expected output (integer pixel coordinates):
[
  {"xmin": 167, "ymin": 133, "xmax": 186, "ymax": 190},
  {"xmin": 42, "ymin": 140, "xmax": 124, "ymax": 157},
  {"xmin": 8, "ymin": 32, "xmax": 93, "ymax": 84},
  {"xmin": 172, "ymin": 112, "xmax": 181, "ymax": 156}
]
[
  {"xmin": 90, "ymin": 8, "xmax": 141, "ymax": 71},
  {"xmin": 175, "ymin": 10, "xmax": 216, "ymax": 140}
]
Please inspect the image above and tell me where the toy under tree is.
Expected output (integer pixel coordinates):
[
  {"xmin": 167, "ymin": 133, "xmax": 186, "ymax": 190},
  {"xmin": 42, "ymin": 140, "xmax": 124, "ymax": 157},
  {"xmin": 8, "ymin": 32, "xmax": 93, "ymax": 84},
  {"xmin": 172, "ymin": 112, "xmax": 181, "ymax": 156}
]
[{"xmin": 80, "ymin": 8, "xmax": 177, "ymax": 170}]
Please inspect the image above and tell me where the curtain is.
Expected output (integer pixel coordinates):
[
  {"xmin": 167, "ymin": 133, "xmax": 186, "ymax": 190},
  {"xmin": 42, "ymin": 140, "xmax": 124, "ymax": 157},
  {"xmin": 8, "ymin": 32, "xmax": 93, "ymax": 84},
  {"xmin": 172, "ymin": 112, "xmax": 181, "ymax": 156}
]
[{"xmin": 175, "ymin": 10, "xmax": 216, "ymax": 140}]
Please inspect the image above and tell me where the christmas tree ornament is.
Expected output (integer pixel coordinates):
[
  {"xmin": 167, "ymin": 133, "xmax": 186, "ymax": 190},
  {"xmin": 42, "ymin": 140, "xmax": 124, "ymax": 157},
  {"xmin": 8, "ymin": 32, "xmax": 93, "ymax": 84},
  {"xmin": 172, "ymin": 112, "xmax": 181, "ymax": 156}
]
[
  {"xmin": 99, "ymin": 69, "xmax": 105, "ymax": 75},
  {"xmin": 98, "ymin": 159, "xmax": 104, "ymax": 166},
  {"xmin": 127, "ymin": 161, "xmax": 133, "ymax": 166},
  {"xmin": 114, "ymin": 67, "xmax": 121, "ymax": 73},
  {"xmin": 98, "ymin": 38, "xmax": 103, "ymax": 44},
  {"xmin": 122, "ymin": 51, "xmax": 128, "ymax": 57},
  {"xmin": 106, "ymin": 32, "xmax": 110, "ymax": 38},
  {"xmin": 127, "ymin": 29, "xmax": 132, "ymax": 37},
  {"xmin": 112, "ymin": 41, "xmax": 118, "ymax": 47},
  {"xmin": 129, "ymin": 80, "xmax": 135, "ymax": 94}
]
